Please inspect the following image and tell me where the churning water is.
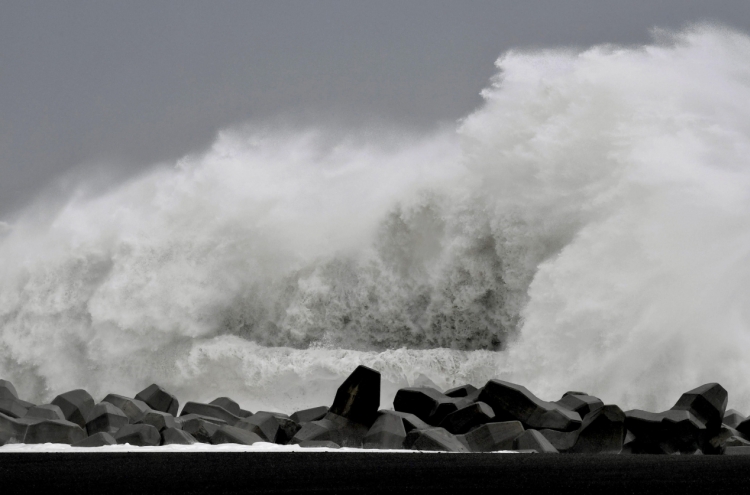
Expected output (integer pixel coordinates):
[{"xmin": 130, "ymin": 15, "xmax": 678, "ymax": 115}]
[{"xmin": 2, "ymin": 26, "xmax": 750, "ymax": 413}]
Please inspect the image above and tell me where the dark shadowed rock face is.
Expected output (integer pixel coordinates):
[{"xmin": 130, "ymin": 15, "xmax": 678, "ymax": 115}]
[
  {"xmin": 0, "ymin": 398, "xmax": 29, "ymax": 418},
  {"xmin": 555, "ymin": 393, "xmax": 604, "ymax": 419},
  {"xmin": 180, "ymin": 402, "xmax": 241, "ymax": 426},
  {"xmin": 457, "ymin": 421, "xmax": 525, "ymax": 452},
  {"xmin": 291, "ymin": 406, "xmax": 328, "ymax": 424},
  {"xmin": 210, "ymin": 425, "xmax": 264, "ymax": 446},
  {"xmin": 51, "ymin": 390, "xmax": 95, "ymax": 429},
  {"xmin": 236, "ymin": 412, "xmax": 280, "ymax": 443},
  {"xmin": 25, "ymin": 419, "xmax": 86, "ymax": 445},
  {"xmin": 85, "ymin": 402, "xmax": 129, "ymax": 436},
  {"xmin": 445, "ymin": 384, "xmax": 478, "ymax": 398},
  {"xmin": 404, "ymin": 427, "xmax": 469, "ymax": 452},
  {"xmin": 25, "ymin": 404, "xmax": 65, "ymax": 421},
  {"xmin": 364, "ymin": 411, "xmax": 407, "ymax": 449},
  {"xmin": 439, "ymin": 401, "xmax": 495, "ymax": 434},
  {"xmin": 671, "ymin": 383, "xmax": 728, "ymax": 434},
  {"xmin": 114, "ymin": 424, "xmax": 161, "ymax": 446},
  {"xmin": 568, "ymin": 405, "xmax": 626, "ymax": 454},
  {"xmin": 138, "ymin": 410, "xmax": 178, "ymax": 432},
  {"xmin": 101, "ymin": 394, "xmax": 150, "ymax": 423},
  {"xmin": 135, "ymin": 384, "xmax": 179, "ymax": 416},
  {"xmin": 73, "ymin": 432, "xmax": 117, "ymax": 447},
  {"xmin": 479, "ymin": 380, "xmax": 581, "ymax": 432},
  {"xmin": 393, "ymin": 387, "xmax": 461, "ymax": 425},
  {"xmin": 329, "ymin": 365, "xmax": 380, "ymax": 427},
  {"xmin": 179, "ymin": 416, "xmax": 223, "ymax": 443},
  {"xmin": 162, "ymin": 427, "xmax": 197, "ymax": 445},
  {"xmin": 723, "ymin": 409, "xmax": 746, "ymax": 429},
  {"xmin": 514, "ymin": 429, "xmax": 558, "ymax": 453},
  {"xmin": 736, "ymin": 417, "xmax": 750, "ymax": 438}
]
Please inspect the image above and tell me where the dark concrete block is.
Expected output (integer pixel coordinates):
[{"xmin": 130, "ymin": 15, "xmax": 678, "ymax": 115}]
[
  {"xmin": 723, "ymin": 409, "xmax": 746, "ymax": 429},
  {"xmin": 0, "ymin": 379, "xmax": 18, "ymax": 400},
  {"xmin": 290, "ymin": 419, "xmax": 336, "ymax": 444},
  {"xmin": 0, "ymin": 398, "xmax": 30, "ymax": 419},
  {"xmin": 538, "ymin": 428, "xmax": 579, "ymax": 452},
  {"xmin": 479, "ymin": 380, "xmax": 581, "ymax": 432},
  {"xmin": 135, "ymin": 384, "xmax": 179, "ymax": 416},
  {"xmin": 162, "ymin": 427, "xmax": 198, "ymax": 445},
  {"xmin": 85, "ymin": 402, "xmax": 129, "ymax": 436},
  {"xmin": 266, "ymin": 413, "xmax": 300, "ymax": 444},
  {"xmin": 671, "ymin": 383, "xmax": 728, "ymax": 434},
  {"xmin": 0, "ymin": 412, "xmax": 30, "ymax": 445},
  {"xmin": 72, "ymin": 432, "xmax": 117, "ymax": 447},
  {"xmin": 114, "ymin": 423, "xmax": 161, "ymax": 446},
  {"xmin": 568, "ymin": 405, "xmax": 626, "ymax": 454},
  {"xmin": 514, "ymin": 429, "xmax": 559, "ymax": 453},
  {"xmin": 51, "ymin": 389, "xmax": 95, "ymax": 429},
  {"xmin": 101, "ymin": 394, "xmax": 151, "ymax": 423},
  {"xmin": 180, "ymin": 401, "xmax": 241, "ymax": 426},
  {"xmin": 625, "ymin": 409, "xmax": 707, "ymax": 454},
  {"xmin": 364, "ymin": 411, "xmax": 407, "ymax": 449},
  {"xmin": 238, "ymin": 409, "xmax": 253, "ymax": 418},
  {"xmin": 390, "ymin": 410, "xmax": 431, "ymax": 432},
  {"xmin": 439, "ymin": 401, "xmax": 495, "ymax": 434},
  {"xmin": 329, "ymin": 365, "xmax": 380, "ymax": 427},
  {"xmin": 211, "ymin": 425, "xmax": 265, "ymax": 445},
  {"xmin": 291, "ymin": 406, "xmax": 328, "ymax": 424},
  {"xmin": 209, "ymin": 397, "xmax": 241, "ymax": 416},
  {"xmin": 323, "ymin": 412, "xmax": 370, "ymax": 448},
  {"xmin": 235, "ymin": 411, "xmax": 280, "ymax": 442},
  {"xmin": 393, "ymin": 387, "xmax": 462, "ymax": 425},
  {"xmin": 138, "ymin": 410, "xmax": 179, "ymax": 432},
  {"xmin": 445, "ymin": 384, "xmax": 478, "ymax": 398},
  {"xmin": 555, "ymin": 392, "xmax": 604, "ymax": 419},
  {"xmin": 180, "ymin": 416, "xmax": 223, "ymax": 443},
  {"xmin": 457, "ymin": 421, "xmax": 525, "ymax": 452},
  {"xmin": 25, "ymin": 419, "xmax": 86, "ymax": 445},
  {"xmin": 404, "ymin": 427, "xmax": 470, "ymax": 452},
  {"xmin": 176, "ymin": 413, "xmax": 227, "ymax": 427},
  {"xmin": 736, "ymin": 417, "xmax": 750, "ymax": 438},
  {"xmin": 297, "ymin": 440, "xmax": 341, "ymax": 449},
  {"xmin": 25, "ymin": 404, "xmax": 66, "ymax": 421}
]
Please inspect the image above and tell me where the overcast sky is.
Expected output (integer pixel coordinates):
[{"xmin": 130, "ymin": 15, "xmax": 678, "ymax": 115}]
[{"xmin": 2, "ymin": 1, "xmax": 750, "ymax": 217}]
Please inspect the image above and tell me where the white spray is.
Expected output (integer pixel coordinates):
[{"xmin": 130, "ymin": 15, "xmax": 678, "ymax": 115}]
[{"xmin": 1, "ymin": 26, "xmax": 750, "ymax": 413}]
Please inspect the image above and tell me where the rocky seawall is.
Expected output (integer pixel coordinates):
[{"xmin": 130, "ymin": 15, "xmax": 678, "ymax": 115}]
[{"xmin": 1, "ymin": 366, "xmax": 749, "ymax": 454}]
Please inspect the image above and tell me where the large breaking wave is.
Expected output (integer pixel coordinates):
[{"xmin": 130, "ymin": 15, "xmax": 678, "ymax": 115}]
[{"xmin": 2, "ymin": 26, "xmax": 750, "ymax": 413}]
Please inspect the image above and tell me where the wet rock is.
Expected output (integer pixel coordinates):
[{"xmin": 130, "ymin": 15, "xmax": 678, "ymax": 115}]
[
  {"xmin": 404, "ymin": 427, "xmax": 469, "ymax": 452},
  {"xmin": 291, "ymin": 406, "xmax": 328, "ymax": 424},
  {"xmin": 25, "ymin": 404, "xmax": 66, "ymax": 421},
  {"xmin": 457, "ymin": 421, "xmax": 525, "ymax": 452},
  {"xmin": 723, "ymin": 409, "xmax": 746, "ymax": 429},
  {"xmin": 0, "ymin": 412, "xmax": 31, "ymax": 445},
  {"xmin": 135, "ymin": 384, "xmax": 179, "ymax": 416},
  {"xmin": 393, "ymin": 387, "xmax": 463, "ymax": 425},
  {"xmin": 114, "ymin": 423, "xmax": 161, "ymax": 446},
  {"xmin": 180, "ymin": 401, "xmax": 241, "ymax": 426},
  {"xmin": 0, "ymin": 379, "xmax": 18, "ymax": 400},
  {"xmin": 138, "ymin": 410, "xmax": 179, "ymax": 432},
  {"xmin": 209, "ymin": 397, "xmax": 241, "ymax": 416},
  {"xmin": 514, "ymin": 429, "xmax": 558, "ymax": 453},
  {"xmin": 298, "ymin": 440, "xmax": 341, "ymax": 449},
  {"xmin": 0, "ymin": 398, "xmax": 30, "ymax": 418},
  {"xmin": 439, "ymin": 401, "xmax": 495, "ymax": 435},
  {"xmin": 211, "ymin": 425, "xmax": 264, "ymax": 445},
  {"xmin": 555, "ymin": 392, "xmax": 604, "ymax": 419},
  {"xmin": 180, "ymin": 416, "xmax": 224, "ymax": 443},
  {"xmin": 670, "ymin": 383, "xmax": 728, "ymax": 434},
  {"xmin": 51, "ymin": 389, "xmax": 95, "ymax": 429},
  {"xmin": 162, "ymin": 427, "xmax": 197, "ymax": 445},
  {"xmin": 479, "ymin": 380, "xmax": 581, "ymax": 432},
  {"xmin": 72, "ymin": 432, "xmax": 117, "ymax": 447},
  {"xmin": 445, "ymin": 384, "xmax": 478, "ymax": 398},
  {"xmin": 25, "ymin": 419, "xmax": 86, "ymax": 445},
  {"xmin": 329, "ymin": 365, "xmax": 380, "ymax": 427},
  {"xmin": 364, "ymin": 411, "xmax": 407, "ymax": 449},
  {"xmin": 101, "ymin": 394, "xmax": 150, "ymax": 423},
  {"xmin": 236, "ymin": 412, "xmax": 281, "ymax": 443},
  {"xmin": 85, "ymin": 402, "xmax": 129, "ymax": 436}
]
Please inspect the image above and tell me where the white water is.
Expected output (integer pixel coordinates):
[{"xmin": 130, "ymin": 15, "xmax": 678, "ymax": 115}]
[{"xmin": 2, "ymin": 26, "xmax": 750, "ymax": 414}]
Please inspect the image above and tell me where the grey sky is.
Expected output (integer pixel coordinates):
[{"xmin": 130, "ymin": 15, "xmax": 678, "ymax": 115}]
[{"xmin": 2, "ymin": 1, "xmax": 749, "ymax": 217}]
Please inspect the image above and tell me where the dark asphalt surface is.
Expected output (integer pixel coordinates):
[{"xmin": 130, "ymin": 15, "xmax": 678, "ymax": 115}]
[{"xmin": 1, "ymin": 452, "xmax": 749, "ymax": 494}]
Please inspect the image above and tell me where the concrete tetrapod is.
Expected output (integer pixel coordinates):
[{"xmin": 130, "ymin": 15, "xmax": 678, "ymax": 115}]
[
  {"xmin": 180, "ymin": 402, "xmax": 241, "ymax": 426},
  {"xmin": 25, "ymin": 404, "xmax": 66, "ymax": 421},
  {"xmin": 135, "ymin": 384, "xmax": 179, "ymax": 417},
  {"xmin": 114, "ymin": 423, "xmax": 161, "ymax": 446},
  {"xmin": 457, "ymin": 421, "xmax": 525, "ymax": 452},
  {"xmin": 51, "ymin": 389, "xmax": 95, "ymax": 429},
  {"xmin": 25, "ymin": 419, "xmax": 87, "ymax": 445},
  {"xmin": 85, "ymin": 402, "xmax": 129, "ymax": 436},
  {"xmin": 328, "ymin": 365, "xmax": 381, "ymax": 427},
  {"xmin": 138, "ymin": 410, "xmax": 179, "ymax": 432},
  {"xmin": 291, "ymin": 406, "xmax": 328, "ymax": 424},
  {"xmin": 363, "ymin": 411, "xmax": 407, "ymax": 449},
  {"xmin": 101, "ymin": 394, "xmax": 151, "ymax": 423},
  {"xmin": 439, "ymin": 401, "xmax": 495, "ymax": 435}
]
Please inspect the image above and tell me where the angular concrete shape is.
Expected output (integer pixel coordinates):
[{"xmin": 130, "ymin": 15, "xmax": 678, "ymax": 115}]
[
  {"xmin": 180, "ymin": 402, "xmax": 241, "ymax": 426},
  {"xmin": 404, "ymin": 427, "xmax": 470, "ymax": 452},
  {"xmin": 671, "ymin": 383, "xmax": 728, "ymax": 434},
  {"xmin": 138, "ymin": 410, "xmax": 179, "ymax": 432},
  {"xmin": 162, "ymin": 427, "xmax": 198, "ymax": 445},
  {"xmin": 209, "ymin": 397, "xmax": 241, "ymax": 416},
  {"xmin": 439, "ymin": 401, "xmax": 495, "ymax": 434},
  {"xmin": 329, "ymin": 365, "xmax": 380, "ymax": 427},
  {"xmin": 51, "ymin": 389, "xmax": 95, "ymax": 429},
  {"xmin": 514, "ymin": 429, "xmax": 559, "ymax": 453},
  {"xmin": 25, "ymin": 404, "xmax": 66, "ymax": 421},
  {"xmin": 445, "ymin": 384, "xmax": 478, "ymax": 398},
  {"xmin": 85, "ymin": 402, "xmax": 129, "ymax": 436},
  {"xmin": 114, "ymin": 423, "xmax": 161, "ymax": 446},
  {"xmin": 291, "ymin": 406, "xmax": 328, "ymax": 424},
  {"xmin": 458, "ymin": 421, "xmax": 525, "ymax": 452},
  {"xmin": 363, "ymin": 411, "xmax": 407, "ymax": 449},
  {"xmin": 25, "ymin": 419, "xmax": 86, "ymax": 445},
  {"xmin": 72, "ymin": 432, "xmax": 117, "ymax": 447},
  {"xmin": 101, "ymin": 394, "xmax": 151, "ymax": 423},
  {"xmin": 135, "ymin": 384, "xmax": 179, "ymax": 416},
  {"xmin": 210, "ymin": 425, "xmax": 264, "ymax": 445}
]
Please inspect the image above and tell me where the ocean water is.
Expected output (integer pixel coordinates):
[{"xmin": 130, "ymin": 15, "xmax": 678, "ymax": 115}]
[{"xmin": 1, "ymin": 26, "xmax": 750, "ymax": 414}]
